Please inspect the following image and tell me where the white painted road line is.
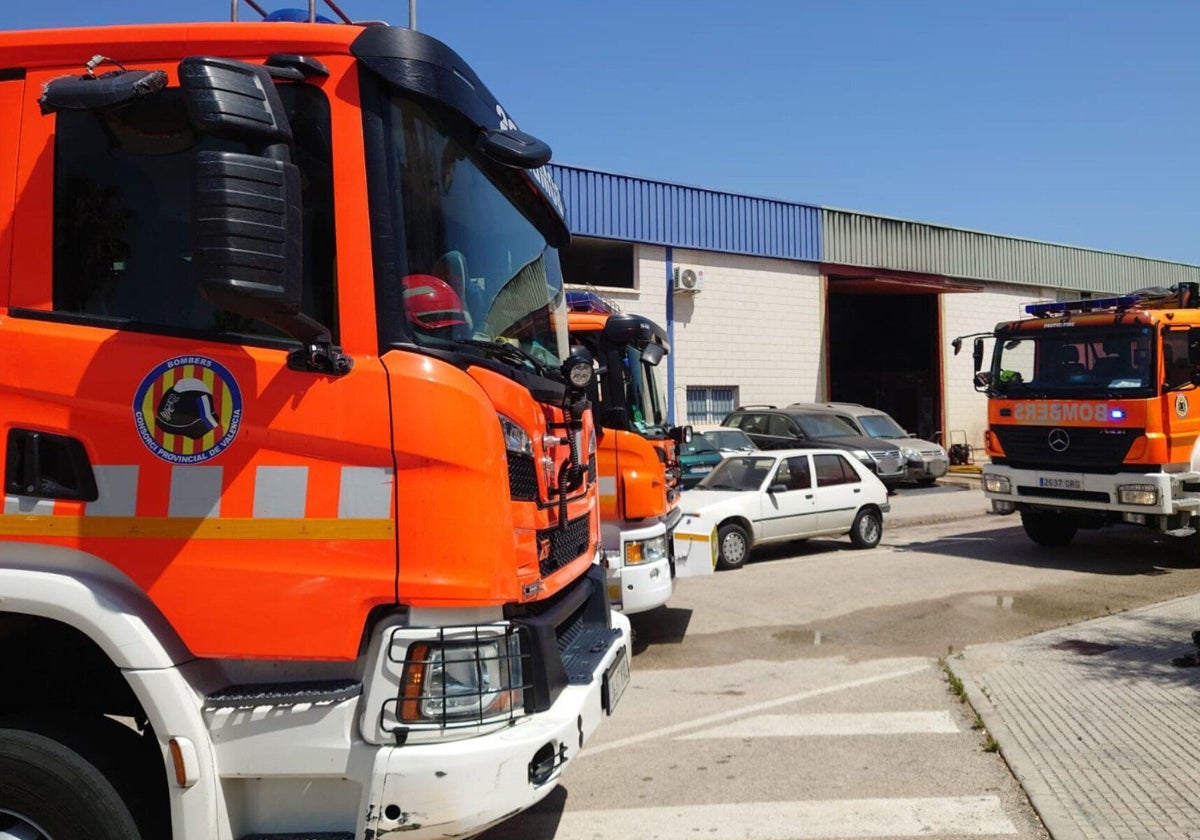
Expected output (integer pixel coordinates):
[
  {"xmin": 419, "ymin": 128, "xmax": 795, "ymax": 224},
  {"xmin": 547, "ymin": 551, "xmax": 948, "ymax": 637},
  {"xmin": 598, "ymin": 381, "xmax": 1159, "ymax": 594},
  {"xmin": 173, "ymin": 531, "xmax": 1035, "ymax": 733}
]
[
  {"xmin": 583, "ymin": 663, "xmax": 931, "ymax": 758},
  {"xmin": 531, "ymin": 796, "xmax": 1018, "ymax": 839},
  {"xmin": 678, "ymin": 710, "xmax": 960, "ymax": 739}
]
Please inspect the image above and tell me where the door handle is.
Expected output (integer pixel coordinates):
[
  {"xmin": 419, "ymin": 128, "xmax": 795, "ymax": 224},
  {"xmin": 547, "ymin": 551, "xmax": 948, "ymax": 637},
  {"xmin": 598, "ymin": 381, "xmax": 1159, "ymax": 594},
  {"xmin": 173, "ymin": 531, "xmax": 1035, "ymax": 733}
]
[
  {"xmin": 853, "ymin": 488, "xmax": 861, "ymax": 493},
  {"xmin": 805, "ymin": 494, "xmax": 813, "ymax": 499}
]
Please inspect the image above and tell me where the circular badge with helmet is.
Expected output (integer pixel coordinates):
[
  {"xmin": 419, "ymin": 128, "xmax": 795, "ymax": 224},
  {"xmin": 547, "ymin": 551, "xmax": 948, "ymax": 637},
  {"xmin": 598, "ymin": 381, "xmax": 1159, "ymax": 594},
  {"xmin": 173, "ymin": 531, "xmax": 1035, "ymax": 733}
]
[{"xmin": 133, "ymin": 357, "xmax": 243, "ymax": 464}]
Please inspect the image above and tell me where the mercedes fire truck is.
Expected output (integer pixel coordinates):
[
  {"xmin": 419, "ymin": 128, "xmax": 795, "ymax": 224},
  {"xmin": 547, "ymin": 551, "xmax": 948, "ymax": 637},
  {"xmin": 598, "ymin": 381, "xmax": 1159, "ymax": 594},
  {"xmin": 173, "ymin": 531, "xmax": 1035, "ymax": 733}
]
[{"xmin": 959, "ymin": 283, "xmax": 1200, "ymax": 558}]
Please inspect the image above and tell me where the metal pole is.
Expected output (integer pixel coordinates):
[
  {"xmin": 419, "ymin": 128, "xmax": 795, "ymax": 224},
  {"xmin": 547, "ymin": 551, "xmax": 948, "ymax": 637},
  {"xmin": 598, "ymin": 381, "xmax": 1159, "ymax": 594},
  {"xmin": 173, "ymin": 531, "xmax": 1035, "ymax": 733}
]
[
  {"xmin": 409, "ymin": 0, "xmax": 417, "ymax": 30},
  {"xmin": 309, "ymin": 0, "xmax": 317, "ymax": 22},
  {"xmin": 231, "ymin": 0, "xmax": 238, "ymax": 21}
]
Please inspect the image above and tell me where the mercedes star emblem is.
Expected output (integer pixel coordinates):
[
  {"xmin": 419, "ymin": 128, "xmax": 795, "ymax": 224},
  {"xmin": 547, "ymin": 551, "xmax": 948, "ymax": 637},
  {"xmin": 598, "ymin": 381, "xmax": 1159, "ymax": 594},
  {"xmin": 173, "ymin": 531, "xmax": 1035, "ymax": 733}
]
[{"xmin": 1048, "ymin": 428, "xmax": 1070, "ymax": 453}]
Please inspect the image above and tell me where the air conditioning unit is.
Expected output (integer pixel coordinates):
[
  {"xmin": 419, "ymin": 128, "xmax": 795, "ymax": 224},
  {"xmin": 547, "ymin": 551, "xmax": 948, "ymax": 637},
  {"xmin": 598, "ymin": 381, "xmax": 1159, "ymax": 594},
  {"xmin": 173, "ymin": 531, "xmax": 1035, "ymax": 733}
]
[{"xmin": 673, "ymin": 266, "xmax": 704, "ymax": 293}]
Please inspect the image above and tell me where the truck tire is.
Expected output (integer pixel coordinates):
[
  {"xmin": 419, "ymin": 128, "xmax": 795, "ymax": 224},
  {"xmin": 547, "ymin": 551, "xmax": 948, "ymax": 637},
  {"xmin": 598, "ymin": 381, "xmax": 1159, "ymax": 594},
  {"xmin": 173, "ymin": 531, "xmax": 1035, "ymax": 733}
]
[
  {"xmin": 1179, "ymin": 519, "xmax": 1200, "ymax": 566},
  {"xmin": 0, "ymin": 716, "xmax": 154, "ymax": 840},
  {"xmin": 1020, "ymin": 510, "xmax": 1077, "ymax": 547}
]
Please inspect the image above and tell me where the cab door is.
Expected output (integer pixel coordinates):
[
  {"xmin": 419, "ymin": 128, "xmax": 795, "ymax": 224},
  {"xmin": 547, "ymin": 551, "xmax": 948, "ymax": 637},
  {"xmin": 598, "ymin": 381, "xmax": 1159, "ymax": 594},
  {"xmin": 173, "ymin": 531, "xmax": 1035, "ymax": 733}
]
[{"xmin": 0, "ymin": 62, "xmax": 396, "ymax": 661}]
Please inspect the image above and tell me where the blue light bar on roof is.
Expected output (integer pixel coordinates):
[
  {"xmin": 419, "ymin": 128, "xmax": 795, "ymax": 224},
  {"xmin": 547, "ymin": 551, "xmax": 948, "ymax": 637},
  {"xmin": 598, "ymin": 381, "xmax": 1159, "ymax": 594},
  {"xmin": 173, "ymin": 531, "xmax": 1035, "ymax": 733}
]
[
  {"xmin": 566, "ymin": 291, "xmax": 618, "ymax": 314},
  {"xmin": 1025, "ymin": 294, "xmax": 1141, "ymax": 317}
]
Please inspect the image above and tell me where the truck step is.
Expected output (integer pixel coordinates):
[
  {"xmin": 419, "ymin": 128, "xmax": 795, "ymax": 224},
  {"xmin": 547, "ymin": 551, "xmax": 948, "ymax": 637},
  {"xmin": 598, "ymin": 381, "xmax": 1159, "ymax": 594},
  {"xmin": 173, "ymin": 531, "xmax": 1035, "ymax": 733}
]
[{"xmin": 204, "ymin": 679, "xmax": 362, "ymax": 711}]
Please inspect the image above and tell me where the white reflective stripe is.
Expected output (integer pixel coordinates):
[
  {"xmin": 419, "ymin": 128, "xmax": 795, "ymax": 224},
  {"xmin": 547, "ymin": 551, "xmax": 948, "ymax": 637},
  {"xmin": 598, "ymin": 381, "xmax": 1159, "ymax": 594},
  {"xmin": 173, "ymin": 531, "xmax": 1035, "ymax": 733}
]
[
  {"xmin": 168, "ymin": 466, "xmax": 223, "ymax": 518},
  {"xmin": 339, "ymin": 467, "xmax": 394, "ymax": 519},
  {"xmin": 4, "ymin": 496, "xmax": 54, "ymax": 515},
  {"xmin": 86, "ymin": 465, "xmax": 139, "ymax": 517},
  {"xmin": 678, "ymin": 711, "xmax": 959, "ymax": 740},
  {"xmin": 598, "ymin": 476, "xmax": 617, "ymax": 496},
  {"xmin": 531, "ymin": 797, "xmax": 1016, "ymax": 839},
  {"xmin": 253, "ymin": 466, "xmax": 308, "ymax": 518}
]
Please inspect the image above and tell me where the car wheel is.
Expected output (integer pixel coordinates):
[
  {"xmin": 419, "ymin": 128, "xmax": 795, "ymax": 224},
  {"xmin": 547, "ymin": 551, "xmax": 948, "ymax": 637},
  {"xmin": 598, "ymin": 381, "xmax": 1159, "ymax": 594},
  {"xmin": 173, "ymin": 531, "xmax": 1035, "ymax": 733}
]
[
  {"xmin": 849, "ymin": 507, "xmax": 882, "ymax": 549},
  {"xmin": 0, "ymin": 716, "xmax": 152, "ymax": 840},
  {"xmin": 716, "ymin": 523, "xmax": 751, "ymax": 571},
  {"xmin": 1020, "ymin": 510, "xmax": 1076, "ymax": 547}
]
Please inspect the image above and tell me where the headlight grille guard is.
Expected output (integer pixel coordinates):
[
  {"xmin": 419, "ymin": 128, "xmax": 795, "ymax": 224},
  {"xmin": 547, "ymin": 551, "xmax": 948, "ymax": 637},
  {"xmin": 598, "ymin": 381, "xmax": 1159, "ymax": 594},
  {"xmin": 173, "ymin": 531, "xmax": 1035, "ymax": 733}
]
[{"xmin": 380, "ymin": 624, "xmax": 533, "ymax": 742}]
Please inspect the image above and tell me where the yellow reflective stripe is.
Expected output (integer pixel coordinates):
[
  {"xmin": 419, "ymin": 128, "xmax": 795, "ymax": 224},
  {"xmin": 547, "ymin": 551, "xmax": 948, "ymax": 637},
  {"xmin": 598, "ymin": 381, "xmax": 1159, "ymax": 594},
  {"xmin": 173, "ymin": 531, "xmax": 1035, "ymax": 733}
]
[
  {"xmin": 0, "ymin": 516, "xmax": 393, "ymax": 540},
  {"xmin": 675, "ymin": 532, "xmax": 710, "ymax": 542}
]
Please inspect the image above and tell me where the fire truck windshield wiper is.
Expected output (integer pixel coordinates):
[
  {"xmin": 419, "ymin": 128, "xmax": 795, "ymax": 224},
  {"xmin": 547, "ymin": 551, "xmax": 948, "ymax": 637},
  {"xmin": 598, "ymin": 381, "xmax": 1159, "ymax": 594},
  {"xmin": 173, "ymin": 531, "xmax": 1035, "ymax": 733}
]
[{"xmin": 454, "ymin": 338, "xmax": 557, "ymax": 379}]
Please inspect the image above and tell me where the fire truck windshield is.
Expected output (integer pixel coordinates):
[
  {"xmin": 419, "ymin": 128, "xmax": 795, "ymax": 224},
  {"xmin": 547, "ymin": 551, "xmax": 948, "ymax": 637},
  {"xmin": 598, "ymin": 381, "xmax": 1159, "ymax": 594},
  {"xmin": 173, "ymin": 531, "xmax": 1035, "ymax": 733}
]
[
  {"xmin": 992, "ymin": 326, "xmax": 1155, "ymax": 399},
  {"xmin": 620, "ymin": 345, "xmax": 669, "ymax": 435},
  {"xmin": 369, "ymin": 87, "xmax": 569, "ymax": 370}
]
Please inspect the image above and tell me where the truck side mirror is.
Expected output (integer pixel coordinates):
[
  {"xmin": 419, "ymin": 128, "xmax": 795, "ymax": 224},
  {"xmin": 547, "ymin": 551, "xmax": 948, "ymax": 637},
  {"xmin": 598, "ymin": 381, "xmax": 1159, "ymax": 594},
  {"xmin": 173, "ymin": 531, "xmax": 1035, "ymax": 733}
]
[
  {"xmin": 972, "ymin": 337, "xmax": 985, "ymax": 373},
  {"xmin": 974, "ymin": 371, "xmax": 993, "ymax": 390}
]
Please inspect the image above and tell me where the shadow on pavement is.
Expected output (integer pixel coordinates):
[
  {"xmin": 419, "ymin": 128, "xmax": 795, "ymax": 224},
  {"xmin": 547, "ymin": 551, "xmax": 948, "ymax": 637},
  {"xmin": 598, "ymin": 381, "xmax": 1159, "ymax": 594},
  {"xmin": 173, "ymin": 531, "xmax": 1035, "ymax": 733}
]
[{"xmin": 629, "ymin": 606, "xmax": 692, "ymax": 655}]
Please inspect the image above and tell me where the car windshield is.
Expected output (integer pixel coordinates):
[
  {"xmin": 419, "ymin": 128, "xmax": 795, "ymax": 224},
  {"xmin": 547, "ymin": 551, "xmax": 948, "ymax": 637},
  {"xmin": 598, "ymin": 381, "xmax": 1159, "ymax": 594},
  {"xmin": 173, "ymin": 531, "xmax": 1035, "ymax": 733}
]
[
  {"xmin": 368, "ymin": 86, "xmax": 568, "ymax": 370},
  {"xmin": 858, "ymin": 414, "xmax": 908, "ymax": 438},
  {"xmin": 992, "ymin": 326, "xmax": 1155, "ymax": 399},
  {"xmin": 696, "ymin": 456, "xmax": 777, "ymax": 491},
  {"xmin": 620, "ymin": 345, "xmax": 669, "ymax": 434},
  {"xmin": 702, "ymin": 429, "xmax": 756, "ymax": 451},
  {"xmin": 795, "ymin": 413, "xmax": 860, "ymax": 438},
  {"xmin": 681, "ymin": 436, "xmax": 720, "ymax": 457}
]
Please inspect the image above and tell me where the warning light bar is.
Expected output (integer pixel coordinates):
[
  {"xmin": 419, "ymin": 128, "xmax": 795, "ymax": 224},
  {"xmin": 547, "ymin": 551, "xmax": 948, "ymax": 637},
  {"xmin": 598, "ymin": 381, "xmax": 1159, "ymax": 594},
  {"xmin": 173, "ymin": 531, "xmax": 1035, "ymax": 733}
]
[
  {"xmin": 566, "ymin": 291, "xmax": 619, "ymax": 314},
  {"xmin": 1025, "ymin": 294, "xmax": 1141, "ymax": 317}
]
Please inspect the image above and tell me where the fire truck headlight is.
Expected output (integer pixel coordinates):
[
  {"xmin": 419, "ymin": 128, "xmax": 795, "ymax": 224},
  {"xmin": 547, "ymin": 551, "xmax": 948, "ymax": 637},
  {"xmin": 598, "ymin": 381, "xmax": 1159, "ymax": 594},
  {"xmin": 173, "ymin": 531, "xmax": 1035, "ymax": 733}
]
[
  {"xmin": 498, "ymin": 414, "xmax": 533, "ymax": 457},
  {"xmin": 401, "ymin": 633, "xmax": 527, "ymax": 725},
  {"xmin": 626, "ymin": 534, "xmax": 669, "ymax": 566},
  {"xmin": 983, "ymin": 474, "xmax": 1012, "ymax": 494},
  {"xmin": 1118, "ymin": 484, "xmax": 1158, "ymax": 506}
]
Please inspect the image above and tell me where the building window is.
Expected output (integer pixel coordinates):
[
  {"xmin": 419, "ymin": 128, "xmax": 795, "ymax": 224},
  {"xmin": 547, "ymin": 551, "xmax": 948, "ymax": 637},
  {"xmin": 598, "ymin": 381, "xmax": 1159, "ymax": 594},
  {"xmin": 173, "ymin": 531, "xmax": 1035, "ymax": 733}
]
[
  {"xmin": 687, "ymin": 386, "xmax": 737, "ymax": 424},
  {"xmin": 560, "ymin": 236, "xmax": 634, "ymax": 289}
]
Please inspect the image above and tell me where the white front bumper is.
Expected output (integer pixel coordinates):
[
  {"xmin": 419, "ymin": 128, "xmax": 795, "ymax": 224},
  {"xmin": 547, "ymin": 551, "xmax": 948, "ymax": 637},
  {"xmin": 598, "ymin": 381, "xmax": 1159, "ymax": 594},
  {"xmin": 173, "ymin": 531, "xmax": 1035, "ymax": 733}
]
[{"xmin": 983, "ymin": 464, "xmax": 1200, "ymax": 516}]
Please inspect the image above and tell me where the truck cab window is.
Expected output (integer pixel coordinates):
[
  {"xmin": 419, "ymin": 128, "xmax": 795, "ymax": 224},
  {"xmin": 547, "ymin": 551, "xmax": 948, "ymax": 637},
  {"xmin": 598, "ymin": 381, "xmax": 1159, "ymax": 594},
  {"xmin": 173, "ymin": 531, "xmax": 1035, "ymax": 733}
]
[{"xmin": 52, "ymin": 84, "xmax": 336, "ymax": 341}]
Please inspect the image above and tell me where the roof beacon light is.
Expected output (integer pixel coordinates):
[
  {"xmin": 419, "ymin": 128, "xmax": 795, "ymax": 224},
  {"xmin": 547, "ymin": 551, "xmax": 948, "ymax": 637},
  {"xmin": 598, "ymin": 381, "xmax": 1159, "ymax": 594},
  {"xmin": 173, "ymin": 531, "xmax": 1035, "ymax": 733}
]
[
  {"xmin": 1025, "ymin": 294, "xmax": 1140, "ymax": 318},
  {"xmin": 566, "ymin": 291, "xmax": 618, "ymax": 315}
]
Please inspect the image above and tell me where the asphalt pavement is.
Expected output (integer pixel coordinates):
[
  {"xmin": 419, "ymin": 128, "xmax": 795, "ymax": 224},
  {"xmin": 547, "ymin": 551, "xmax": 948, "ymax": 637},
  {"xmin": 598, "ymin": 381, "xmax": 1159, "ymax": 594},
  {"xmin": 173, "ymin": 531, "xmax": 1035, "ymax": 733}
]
[{"xmin": 902, "ymin": 477, "xmax": 1200, "ymax": 840}]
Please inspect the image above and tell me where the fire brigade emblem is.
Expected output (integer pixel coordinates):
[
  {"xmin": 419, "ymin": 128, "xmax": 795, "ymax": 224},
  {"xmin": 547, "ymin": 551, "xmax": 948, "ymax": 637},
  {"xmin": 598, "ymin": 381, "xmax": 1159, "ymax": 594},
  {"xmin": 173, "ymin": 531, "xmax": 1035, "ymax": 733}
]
[
  {"xmin": 1177, "ymin": 394, "xmax": 1189, "ymax": 418},
  {"xmin": 133, "ymin": 356, "xmax": 243, "ymax": 464}
]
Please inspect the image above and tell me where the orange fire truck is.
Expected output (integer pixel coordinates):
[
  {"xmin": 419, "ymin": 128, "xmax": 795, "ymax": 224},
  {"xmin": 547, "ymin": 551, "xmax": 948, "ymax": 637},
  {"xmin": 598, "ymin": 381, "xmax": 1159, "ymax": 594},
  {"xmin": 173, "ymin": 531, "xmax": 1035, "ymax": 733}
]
[
  {"xmin": 960, "ymin": 284, "xmax": 1200, "ymax": 557},
  {"xmin": 0, "ymin": 5, "xmax": 630, "ymax": 839},
  {"xmin": 566, "ymin": 293, "xmax": 710, "ymax": 614}
]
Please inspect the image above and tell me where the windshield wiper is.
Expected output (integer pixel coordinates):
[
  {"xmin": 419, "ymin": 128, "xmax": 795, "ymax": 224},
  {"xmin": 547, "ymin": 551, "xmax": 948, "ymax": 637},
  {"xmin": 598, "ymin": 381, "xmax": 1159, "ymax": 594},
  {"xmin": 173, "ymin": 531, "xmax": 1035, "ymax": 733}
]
[{"xmin": 455, "ymin": 338, "xmax": 556, "ymax": 378}]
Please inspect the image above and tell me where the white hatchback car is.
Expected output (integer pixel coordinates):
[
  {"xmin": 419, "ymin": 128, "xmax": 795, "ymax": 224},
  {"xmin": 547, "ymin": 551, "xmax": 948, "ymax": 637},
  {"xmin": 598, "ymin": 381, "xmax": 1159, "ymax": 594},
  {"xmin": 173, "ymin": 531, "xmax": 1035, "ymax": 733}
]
[{"xmin": 674, "ymin": 448, "xmax": 890, "ymax": 571}]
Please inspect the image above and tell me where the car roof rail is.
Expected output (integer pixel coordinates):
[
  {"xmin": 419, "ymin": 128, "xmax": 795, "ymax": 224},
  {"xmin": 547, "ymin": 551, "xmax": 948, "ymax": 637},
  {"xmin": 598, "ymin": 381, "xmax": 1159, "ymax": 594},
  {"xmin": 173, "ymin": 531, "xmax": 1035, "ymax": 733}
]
[{"xmin": 734, "ymin": 404, "xmax": 776, "ymax": 410}]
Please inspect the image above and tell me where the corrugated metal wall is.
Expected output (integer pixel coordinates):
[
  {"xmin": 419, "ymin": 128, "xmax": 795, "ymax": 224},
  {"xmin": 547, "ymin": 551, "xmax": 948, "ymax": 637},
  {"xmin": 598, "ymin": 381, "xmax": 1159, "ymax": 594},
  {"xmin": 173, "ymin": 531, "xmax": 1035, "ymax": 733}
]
[
  {"xmin": 548, "ymin": 164, "xmax": 822, "ymax": 262},
  {"xmin": 822, "ymin": 210, "xmax": 1200, "ymax": 293}
]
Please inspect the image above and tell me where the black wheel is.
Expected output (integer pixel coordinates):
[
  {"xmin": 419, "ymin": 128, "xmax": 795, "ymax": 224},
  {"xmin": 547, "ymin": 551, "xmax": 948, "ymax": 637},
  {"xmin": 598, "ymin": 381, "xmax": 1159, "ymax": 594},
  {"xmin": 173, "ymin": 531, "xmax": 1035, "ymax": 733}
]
[
  {"xmin": 0, "ymin": 715, "xmax": 164, "ymax": 840},
  {"xmin": 716, "ymin": 522, "xmax": 751, "ymax": 570},
  {"xmin": 1179, "ymin": 518, "xmax": 1200, "ymax": 566},
  {"xmin": 1020, "ymin": 510, "xmax": 1077, "ymax": 547},
  {"xmin": 850, "ymin": 507, "xmax": 883, "ymax": 549}
]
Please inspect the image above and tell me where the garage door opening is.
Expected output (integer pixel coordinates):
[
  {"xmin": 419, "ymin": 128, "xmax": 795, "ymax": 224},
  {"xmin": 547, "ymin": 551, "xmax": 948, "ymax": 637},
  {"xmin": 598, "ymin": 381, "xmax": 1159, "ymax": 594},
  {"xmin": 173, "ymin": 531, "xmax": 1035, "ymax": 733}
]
[{"xmin": 826, "ymin": 287, "xmax": 940, "ymax": 441}]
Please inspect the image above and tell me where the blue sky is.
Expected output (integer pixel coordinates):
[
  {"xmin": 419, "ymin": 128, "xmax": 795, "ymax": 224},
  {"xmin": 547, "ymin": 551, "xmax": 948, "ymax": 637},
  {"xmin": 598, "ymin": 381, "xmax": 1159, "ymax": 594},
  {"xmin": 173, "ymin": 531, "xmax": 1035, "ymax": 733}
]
[{"xmin": 9, "ymin": 2, "xmax": 1199, "ymax": 264}]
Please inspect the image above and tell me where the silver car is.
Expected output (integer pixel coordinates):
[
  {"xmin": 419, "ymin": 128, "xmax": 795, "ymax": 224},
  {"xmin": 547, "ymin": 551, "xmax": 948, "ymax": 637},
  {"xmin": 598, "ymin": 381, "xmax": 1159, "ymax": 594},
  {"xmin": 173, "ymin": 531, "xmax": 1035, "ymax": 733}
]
[{"xmin": 789, "ymin": 402, "xmax": 949, "ymax": 485}]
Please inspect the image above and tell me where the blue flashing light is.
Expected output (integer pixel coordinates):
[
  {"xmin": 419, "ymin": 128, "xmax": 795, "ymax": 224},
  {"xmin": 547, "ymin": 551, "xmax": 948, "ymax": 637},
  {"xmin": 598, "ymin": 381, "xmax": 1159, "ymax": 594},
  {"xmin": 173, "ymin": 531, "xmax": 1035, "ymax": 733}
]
[
  {"xmin": 264, "ymin": 9, "xmax": 337, "ymax": 23},
  {"xmin": 1025, "ymin": 294, "xmax": 1141, "ymax": 317},
  {"xmin": 566, "ymin": 291, "xmax": 618, "ymax": 314},
  {"xmin": 1111, "ymin": 408, "xmax": 1126, "ymax": 420}
]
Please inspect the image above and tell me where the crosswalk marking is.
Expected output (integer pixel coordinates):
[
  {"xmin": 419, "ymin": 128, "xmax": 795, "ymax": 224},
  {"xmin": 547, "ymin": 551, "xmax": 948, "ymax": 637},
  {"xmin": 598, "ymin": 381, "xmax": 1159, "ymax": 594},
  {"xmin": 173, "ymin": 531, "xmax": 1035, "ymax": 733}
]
[
  {"xmin": 678, "ymin": 710, "xmax": 959, "ymax": 739},
  {"xmin": 528, "ymin": 796, "xmax": 1017, "ymax": 839},
  {"xmin": 584, "ymin": 663, "xmax": 931, "ymax": 758}
]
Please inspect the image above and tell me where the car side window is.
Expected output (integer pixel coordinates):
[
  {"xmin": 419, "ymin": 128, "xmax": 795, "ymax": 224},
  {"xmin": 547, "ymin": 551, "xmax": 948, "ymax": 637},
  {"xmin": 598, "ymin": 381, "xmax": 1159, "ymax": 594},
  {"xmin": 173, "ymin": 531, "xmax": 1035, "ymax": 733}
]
[
  {"xmin": 739, "ymin": 414, "xmax": 767, "ymax": 435},
  {"xmin": 767, "ymin": 414, "xmax": 795, "ymax": 438},
  {"xmin": 814, "ymin": 454, "xmax": 860, "ymax": 487},
  {"xmin": 785, "ymin": 455, "xmax": 811, "ymax": 490}
]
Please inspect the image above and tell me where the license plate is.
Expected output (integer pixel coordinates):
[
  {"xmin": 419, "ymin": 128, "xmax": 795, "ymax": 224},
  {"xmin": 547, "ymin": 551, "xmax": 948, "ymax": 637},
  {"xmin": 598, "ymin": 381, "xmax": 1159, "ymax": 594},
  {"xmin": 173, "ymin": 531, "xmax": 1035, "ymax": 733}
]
[
  {"xmin": 689, "ymin": 466, "xmax": 713, "ymax": 475},
  {"xmin": 1038, "ymin": 476, "xmax": 1082, "ymax": 490},
  {"xmin": 602, "ymin": 646, "xmax": 630, "ymax": 715}
]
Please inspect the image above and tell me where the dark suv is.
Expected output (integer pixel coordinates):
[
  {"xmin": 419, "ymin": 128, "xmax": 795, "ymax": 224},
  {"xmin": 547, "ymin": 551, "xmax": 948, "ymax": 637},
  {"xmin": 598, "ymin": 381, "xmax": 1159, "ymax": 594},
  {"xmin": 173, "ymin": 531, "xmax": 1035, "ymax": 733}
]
[{"xmin": 721, "ymin": 405, "xmax": 907, "ymax": 487}]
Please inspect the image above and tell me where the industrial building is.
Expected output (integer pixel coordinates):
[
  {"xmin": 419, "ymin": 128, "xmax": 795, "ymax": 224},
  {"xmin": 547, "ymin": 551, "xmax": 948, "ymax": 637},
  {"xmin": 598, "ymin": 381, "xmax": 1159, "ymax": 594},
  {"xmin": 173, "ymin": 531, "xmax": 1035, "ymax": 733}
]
[{"xmin": 550, "ymin": 163, "xmax": 1200, "ymax": 452}]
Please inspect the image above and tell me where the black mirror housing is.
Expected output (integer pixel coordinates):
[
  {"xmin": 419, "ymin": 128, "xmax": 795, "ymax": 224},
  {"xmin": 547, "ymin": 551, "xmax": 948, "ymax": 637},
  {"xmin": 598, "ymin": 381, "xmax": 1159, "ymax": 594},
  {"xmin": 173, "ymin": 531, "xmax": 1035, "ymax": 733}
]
[
  {"xmin": 179, "ymin": 57, "xmax": 292, "ymax": 156},
  {"xmin": 972, "ymin": 337, "xmax": 985, "ymax": 373}
]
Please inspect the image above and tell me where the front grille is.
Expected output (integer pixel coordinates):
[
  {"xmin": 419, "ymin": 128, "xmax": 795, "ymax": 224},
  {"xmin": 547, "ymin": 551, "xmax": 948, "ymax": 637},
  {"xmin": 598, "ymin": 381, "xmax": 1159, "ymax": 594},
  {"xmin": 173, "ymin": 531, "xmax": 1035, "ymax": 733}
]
[
  {"xmin": 993, "ymin": 425, "xmax": 1141, "ymax": 473},
  {"xmin": 538, "ymin": 514, "xmax": 592, "ymax": 577},
  {"xmin": 1018, "ymin": 486, "xmax": 1111, "ymax": 504},
  {"xmin": 508, "ymin": 453, "xmax": 538, "ymax": 501},
  {"xmin": 870, "ymin": 451, "xmax": 905, "ymax": 474}
]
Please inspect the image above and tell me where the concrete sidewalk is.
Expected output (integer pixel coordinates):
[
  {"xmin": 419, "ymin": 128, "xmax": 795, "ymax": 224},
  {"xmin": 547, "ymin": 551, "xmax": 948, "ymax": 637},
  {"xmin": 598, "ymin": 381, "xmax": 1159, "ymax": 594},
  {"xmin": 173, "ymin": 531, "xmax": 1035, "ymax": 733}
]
[
  {"xmin": 947, "ymin": 597, "xmax": 1200, "ymax": 840},
  {"xmin": 890, "ymin": 479, "xmax": 1200, "ymax": 838}
]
